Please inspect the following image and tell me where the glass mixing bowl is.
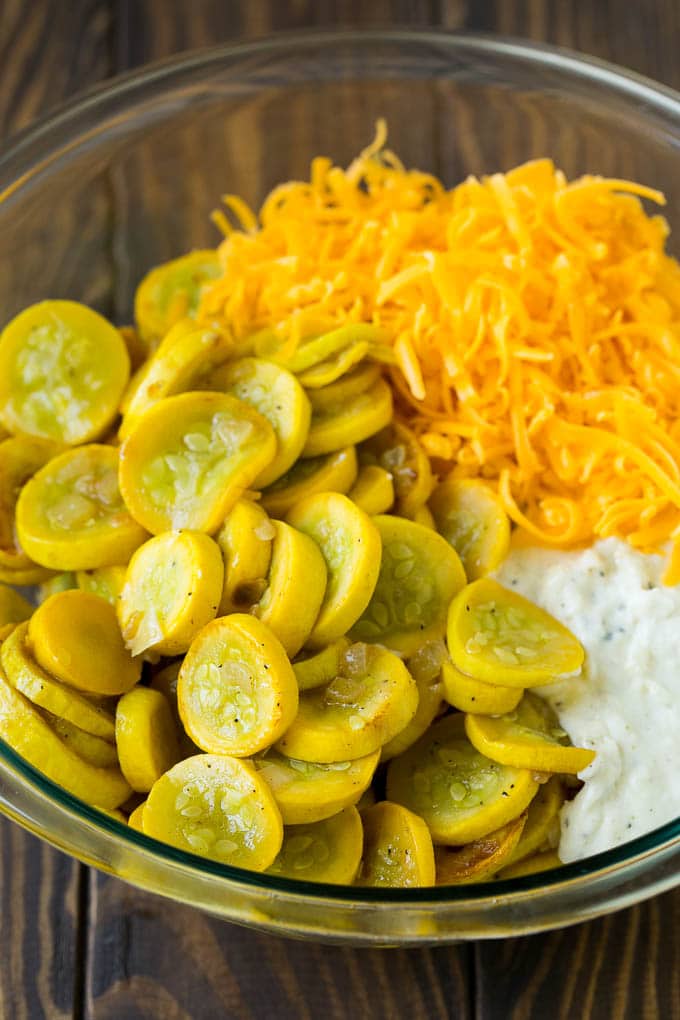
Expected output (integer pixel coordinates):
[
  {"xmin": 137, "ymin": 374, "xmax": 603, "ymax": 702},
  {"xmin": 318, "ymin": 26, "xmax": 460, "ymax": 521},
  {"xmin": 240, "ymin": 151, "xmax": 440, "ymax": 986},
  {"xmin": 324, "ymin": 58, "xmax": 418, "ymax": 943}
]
[{"xmin": 0, "ymin": 30, "xmax": 678, "ymax": 945}]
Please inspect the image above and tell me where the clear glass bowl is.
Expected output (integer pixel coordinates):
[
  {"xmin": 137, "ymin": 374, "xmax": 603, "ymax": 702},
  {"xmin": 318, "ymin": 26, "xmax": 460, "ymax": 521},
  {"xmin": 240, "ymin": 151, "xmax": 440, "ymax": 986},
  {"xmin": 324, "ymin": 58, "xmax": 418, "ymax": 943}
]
[{"xmin": 0, "ymin": 30, "xmax": 678, "ymax": 945}]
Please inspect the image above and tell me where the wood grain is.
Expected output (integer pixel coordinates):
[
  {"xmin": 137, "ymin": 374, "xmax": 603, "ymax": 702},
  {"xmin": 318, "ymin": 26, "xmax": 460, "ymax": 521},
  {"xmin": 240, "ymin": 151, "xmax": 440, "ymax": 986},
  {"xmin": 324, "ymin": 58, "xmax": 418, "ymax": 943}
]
[
  {"xmin": 0, "ymin": 0, "xmax": 112, "ymax": 134},
  {"xmin": 84, "ymin": 871, "xmax": 472, "ymax": 1020},
  {"xmin": 475, "ymin": 890, "xmax": 680, "ymax": 1020},
  {"xmin": 0, "ymin": 0, "xmax": 117, "ymax": 321},
  {"xmin": 113, "ymin": 0, "xmax": 455, "ymax": 70},
  {"xmin": 475, "ymin": 0, "xmax": 680, "ymax": 89},
  {"xmin": 0, "ymin": 826, "xmax": 84, "ymax": 1020}
]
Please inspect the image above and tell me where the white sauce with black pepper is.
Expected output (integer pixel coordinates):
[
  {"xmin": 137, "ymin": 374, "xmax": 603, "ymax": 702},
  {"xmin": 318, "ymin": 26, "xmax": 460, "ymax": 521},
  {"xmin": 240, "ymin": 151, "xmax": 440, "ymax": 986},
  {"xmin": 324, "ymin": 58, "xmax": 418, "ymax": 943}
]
[{"xmin": 495, "ymin": 537, "xmax": 680, "ymax": 863}]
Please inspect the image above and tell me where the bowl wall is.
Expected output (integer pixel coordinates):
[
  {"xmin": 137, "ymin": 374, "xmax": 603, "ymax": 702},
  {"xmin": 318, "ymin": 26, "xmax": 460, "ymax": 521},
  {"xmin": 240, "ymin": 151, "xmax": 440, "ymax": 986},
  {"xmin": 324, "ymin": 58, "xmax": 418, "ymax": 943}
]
[{"xmin": 0, "ymin": 31, "xmax": 679, "ymax": 943}]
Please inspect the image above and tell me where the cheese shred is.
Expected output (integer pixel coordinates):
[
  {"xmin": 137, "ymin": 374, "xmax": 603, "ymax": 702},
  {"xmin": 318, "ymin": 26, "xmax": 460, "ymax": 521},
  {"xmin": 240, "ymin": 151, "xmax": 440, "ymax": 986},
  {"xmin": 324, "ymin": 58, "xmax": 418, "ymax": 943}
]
[{"xmin": 199, "ymin": 124, "xmax": 680, "ymax": 582}]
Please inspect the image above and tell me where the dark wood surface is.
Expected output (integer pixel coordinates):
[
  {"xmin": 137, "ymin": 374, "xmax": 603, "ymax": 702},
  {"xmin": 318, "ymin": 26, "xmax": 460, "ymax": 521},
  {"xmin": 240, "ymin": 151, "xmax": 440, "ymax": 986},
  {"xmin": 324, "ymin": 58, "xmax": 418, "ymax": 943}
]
[{"xmin": 1, "ymin": 1, "xmax": 679, "ymax": 1017}]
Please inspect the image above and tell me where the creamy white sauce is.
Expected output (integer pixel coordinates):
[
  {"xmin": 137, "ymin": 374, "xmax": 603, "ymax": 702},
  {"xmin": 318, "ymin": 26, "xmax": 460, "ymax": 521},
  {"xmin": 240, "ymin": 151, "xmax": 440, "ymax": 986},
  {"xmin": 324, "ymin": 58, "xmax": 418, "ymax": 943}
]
[{"xmin": 495, "ymin": 537, "xmax": 680, "ymax": 863}]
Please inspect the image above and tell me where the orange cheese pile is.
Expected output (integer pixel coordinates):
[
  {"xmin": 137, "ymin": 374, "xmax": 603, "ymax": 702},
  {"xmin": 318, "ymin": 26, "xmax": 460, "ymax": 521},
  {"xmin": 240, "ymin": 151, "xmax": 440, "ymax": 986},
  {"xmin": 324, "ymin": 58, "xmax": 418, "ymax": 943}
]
[{"xmin": 200, "ymin": 124, "xmax": 680, "ymax": 582}]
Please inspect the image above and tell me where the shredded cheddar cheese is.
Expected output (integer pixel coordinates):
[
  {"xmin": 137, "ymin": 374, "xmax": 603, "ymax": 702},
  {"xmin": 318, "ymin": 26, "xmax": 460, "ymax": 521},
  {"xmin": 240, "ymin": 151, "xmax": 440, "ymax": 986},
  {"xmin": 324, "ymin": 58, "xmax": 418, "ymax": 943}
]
[{"xmin": 199, "ymin": 123, "xmax": 680, "ymax": 582}]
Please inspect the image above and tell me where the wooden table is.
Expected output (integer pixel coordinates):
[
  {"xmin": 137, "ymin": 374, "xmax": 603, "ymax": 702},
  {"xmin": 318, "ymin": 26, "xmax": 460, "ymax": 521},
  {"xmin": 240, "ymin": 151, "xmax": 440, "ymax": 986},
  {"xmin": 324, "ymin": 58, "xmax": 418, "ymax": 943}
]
[{"xmin": 1, "ymin": 2, "xmax": 679, "ymax": 1017}]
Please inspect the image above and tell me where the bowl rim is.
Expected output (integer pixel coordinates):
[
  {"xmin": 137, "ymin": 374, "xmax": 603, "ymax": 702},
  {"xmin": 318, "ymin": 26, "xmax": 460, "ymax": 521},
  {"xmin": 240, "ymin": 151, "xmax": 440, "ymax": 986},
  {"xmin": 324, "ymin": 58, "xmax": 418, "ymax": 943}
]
[
  {"xmin": 0, "ymin": 27, "xmax": 679, "ymax": 926},
  {"xmin": 3, "ymin": 741, "xmax": 679, "ymax": 904},
  {"xmin": 3, "ymin": 27, "xmax": 680, "ymax": 196}
]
